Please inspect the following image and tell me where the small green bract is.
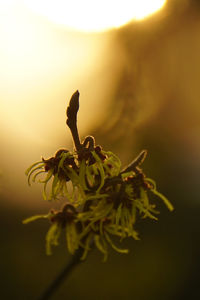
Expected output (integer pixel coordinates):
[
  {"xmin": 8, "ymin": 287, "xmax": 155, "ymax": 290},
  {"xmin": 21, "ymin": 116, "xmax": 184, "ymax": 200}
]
[{"xmin": 23, "ymin": 90, "xmax": 173, "ymax": 261}]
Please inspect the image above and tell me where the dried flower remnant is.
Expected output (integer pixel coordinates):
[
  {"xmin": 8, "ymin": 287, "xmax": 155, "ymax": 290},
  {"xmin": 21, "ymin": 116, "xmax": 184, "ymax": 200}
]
[{"xmin": 23, "ymin": 90, "xmax": 174, "ymax": 261}]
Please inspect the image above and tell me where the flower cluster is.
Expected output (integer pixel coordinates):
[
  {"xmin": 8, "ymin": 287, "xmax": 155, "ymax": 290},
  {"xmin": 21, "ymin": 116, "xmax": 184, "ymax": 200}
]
[{"xmin": 23, "ymin": 91, "xmax": 173, "ymax": 261}]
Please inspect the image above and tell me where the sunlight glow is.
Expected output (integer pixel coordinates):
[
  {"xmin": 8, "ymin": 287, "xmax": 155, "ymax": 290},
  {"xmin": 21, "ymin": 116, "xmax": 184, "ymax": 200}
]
[
  {"xmin": 0, "ymin": 1, "xmax": 109, "ymax": 148},
  {"xmin": 24, "ymin": 0, "xmax": 167, "ymax": 32},
  {"xmin": 0, "ymin": 0, "xmax": 167, "ymax": 206}
]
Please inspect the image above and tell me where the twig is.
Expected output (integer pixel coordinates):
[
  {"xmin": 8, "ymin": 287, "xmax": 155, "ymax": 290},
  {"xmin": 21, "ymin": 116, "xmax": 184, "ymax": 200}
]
[
  {"xmin": 120, "ymin": 150, "xmax": 147, "ymax": 174},
  {"xmin": 38, "ymin": 247, "xmax": 84, "ymax": 300}
]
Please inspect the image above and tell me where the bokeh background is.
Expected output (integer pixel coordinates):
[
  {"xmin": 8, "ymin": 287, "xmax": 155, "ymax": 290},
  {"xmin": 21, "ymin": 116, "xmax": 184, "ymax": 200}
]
[{"xmin": 1, "ymin": 0, "xmax": 200, "ymax": 299}]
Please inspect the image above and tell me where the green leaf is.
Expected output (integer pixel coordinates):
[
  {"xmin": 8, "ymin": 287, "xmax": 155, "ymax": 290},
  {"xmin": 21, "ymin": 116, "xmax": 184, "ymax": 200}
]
[
  {"xmin": 42, "ymin": 170, "xmax": 54, "ymax": 200},
  {"xmin": 58, "ymin": 151, "xmax": 71, "ymax": 171},
  {"xmin": 105, "ymin": 232, "xmax": 129, "ymax": 254},
  {"xmin": 32, "ymin": 171, "xmax": 45, "ymax": 183},
  {"xmin": 145, "ymin": 177, "xmax": 156, "ymax": 189},
  {"xmin": 46, "ymin": 223, "xmax": 61, "ymax": 255},
  {"xmin": 94, "ymin": 235, "xmax": 108, "ymax": 262},
  {"xmin": 115, "ymin": 203, "xmax": 122, "ymax": 226},
  {"xmin": 85, "ymin": 193, "xmax": 108, "ymax": 201},
  {"xmin": 103, "ymin": 151, "xmax": 121, "ymax": 176},
  {"xmin": 27, "ymin": 164, "xmax": 44, "ymax": 185},
  {"xmin": 66, "ymin": 223, "xmax": 79, "ymax": 254},
  {"xmin": 50, "ymin": 173, "xmax": 59, "ymax": 200},
  {"xmin": 80, "ymin": 233, "xmax": 92, "ymax": 261},
  {"xmin": 22, "ymin": 214, "xmax": 49, "ymax": 224},
  {"xmin": 151, "ymin": 189, "xmax": 174, "ymax": 211},
  {"xmin": 85, "ymin": 166, "xmax": 95, "ymax": 186},
  {"xmin": 91, "ymin": 151, "xmax": 105, "ymax": 193},
  {"xmin": 140, "ymin": 188, "xmax": 149, "ymax": 207},
  {"xmin": 25, "ymin": 161, "xmax": 43, "ymax": 176},
  {"xmin": 79, "ymin": 160, "xmax": 88, "ymax": 190}
]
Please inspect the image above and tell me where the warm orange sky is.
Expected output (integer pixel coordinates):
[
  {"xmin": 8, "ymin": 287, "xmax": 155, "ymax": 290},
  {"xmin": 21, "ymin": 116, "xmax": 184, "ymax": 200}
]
[
  {"xmin": 0, "ymin": 0, "xmax": 167, "ymax": 146},
  {"xmin": 0, "ymin": 0, "xmax": 168, "ymax": 207}
]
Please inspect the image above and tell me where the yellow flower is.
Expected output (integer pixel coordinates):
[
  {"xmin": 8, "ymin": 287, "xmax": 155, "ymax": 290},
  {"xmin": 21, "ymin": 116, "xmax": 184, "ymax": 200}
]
[{"xmin": 23, "ymin": 91, "xmax": 173, "ymax": 261}]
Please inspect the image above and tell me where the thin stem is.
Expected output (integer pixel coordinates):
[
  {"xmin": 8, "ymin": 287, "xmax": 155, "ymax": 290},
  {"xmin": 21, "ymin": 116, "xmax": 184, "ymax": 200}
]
[{"xmin": 38, "ymin": 247, "xmax": 84, "ymax": 300}]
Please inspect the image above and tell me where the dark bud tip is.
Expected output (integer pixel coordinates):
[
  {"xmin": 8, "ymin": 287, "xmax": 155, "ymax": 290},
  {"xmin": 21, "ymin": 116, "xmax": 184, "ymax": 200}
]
[{"xmin": 66, "ymin": 90, "xmax": 80, "ymax": 125}]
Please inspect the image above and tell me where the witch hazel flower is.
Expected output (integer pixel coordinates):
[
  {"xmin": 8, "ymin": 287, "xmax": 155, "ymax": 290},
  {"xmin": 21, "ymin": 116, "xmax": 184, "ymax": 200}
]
[{"xmin": 23, "ymin": 90, "xmax": 173, "ymax": 261}]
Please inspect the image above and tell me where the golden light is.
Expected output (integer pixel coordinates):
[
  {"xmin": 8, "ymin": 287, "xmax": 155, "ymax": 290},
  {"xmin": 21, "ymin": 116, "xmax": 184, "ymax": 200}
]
[
  {"xmin": 24, "ymin": 0, "xmax": 167, "ymax": 32},
  {"xmin": 0, "ymin": 0, "xmax": 168, "ymax": 206},
  {"xmin": 0, "ymin": 0, "xmax": 115, "ymax": 205},
  {"xmin": 0, "ymin": 0, "xmax": 108, "ymax": 142}
]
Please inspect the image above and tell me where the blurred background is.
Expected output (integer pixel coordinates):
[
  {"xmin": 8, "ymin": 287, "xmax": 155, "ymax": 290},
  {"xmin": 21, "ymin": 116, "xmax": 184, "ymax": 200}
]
[{"xmin": 1, "ymin": 0, "xmax": 200, "ymax": 299}]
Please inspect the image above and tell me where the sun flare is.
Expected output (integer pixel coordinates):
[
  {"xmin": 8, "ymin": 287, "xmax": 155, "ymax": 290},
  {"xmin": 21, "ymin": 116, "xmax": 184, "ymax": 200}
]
[{"xmin": 24, "ymin": 0, "xmax": 167, "ymax": 32}]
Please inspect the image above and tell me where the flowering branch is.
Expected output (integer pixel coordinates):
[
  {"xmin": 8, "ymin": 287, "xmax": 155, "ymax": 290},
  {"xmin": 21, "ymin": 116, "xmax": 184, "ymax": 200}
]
[{"xmin": 23, "ymin": 90, "xmax": 173, "ymax": 298}]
